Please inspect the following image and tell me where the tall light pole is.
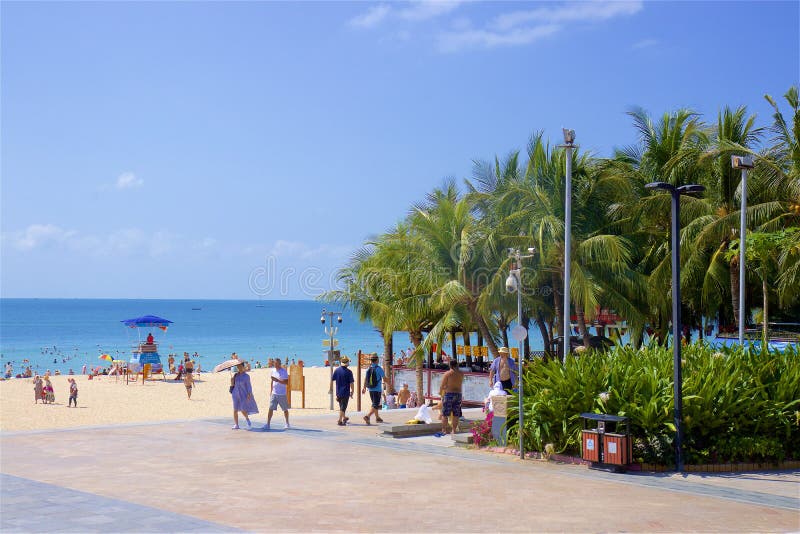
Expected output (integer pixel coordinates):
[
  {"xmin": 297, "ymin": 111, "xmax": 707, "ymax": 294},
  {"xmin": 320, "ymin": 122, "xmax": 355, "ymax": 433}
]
[
  {"xmin": 732, "ymin": 155, "xmax": 754, "ymax": 345},
  {"xmin": 559, "ymin": 128, "xmax": 576, "ymax": 358},
  {"xmin": 645, "ymin": 181, "xmax": 705, "ymax": 472},
  {"xmin": 321, "ymin": 308, "xmax": 342, "ymax": 411},
  {"xmin": 506, "ymin": 247, "xmax": 535, "ymax": 460}
]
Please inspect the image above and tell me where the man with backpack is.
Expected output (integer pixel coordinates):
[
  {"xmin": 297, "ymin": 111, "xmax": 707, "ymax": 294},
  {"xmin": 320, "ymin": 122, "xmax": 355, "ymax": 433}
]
[{"xmin": 361, "ymin": 354, "xmax": 385, "ymax": 425}]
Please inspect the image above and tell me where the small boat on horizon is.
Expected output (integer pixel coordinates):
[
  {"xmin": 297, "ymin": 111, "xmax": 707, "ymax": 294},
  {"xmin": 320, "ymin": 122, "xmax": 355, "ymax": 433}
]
[{"xmin": 191, "ymin": 307, "xmax": 202, "ymax": 311}]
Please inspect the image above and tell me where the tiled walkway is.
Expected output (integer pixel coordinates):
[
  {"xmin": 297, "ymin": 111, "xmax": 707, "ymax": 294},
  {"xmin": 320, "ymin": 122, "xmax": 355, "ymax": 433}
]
[{"xmin": 2, "ymin": 409, "xmax": 798, "ymax": 532}]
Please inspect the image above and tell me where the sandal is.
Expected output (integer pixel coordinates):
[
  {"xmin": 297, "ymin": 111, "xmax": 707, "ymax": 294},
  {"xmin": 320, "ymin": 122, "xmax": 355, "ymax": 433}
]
[
  {"xmin": 376, "ymin": 417, "xmax": 384, "ymax": 423},
  {"xmin": 363, "ymin": 416, "xmax": 371, "ymax": 425},
  {"xmin": 337, "ymin": 421, "xmax": 345, "ymax": 426}
]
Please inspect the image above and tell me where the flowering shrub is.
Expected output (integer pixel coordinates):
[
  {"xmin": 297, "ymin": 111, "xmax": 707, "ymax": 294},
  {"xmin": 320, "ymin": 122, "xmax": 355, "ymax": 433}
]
[{"xmin": 472, "ymin": 411, "xmax": 494, "ymax": 447}]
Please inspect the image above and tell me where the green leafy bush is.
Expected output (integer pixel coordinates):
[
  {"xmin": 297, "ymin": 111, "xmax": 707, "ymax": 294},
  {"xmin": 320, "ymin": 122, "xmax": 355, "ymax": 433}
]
[{"xmin": 505, "ymin": 343, "xmax": 799, "ymax": 465}]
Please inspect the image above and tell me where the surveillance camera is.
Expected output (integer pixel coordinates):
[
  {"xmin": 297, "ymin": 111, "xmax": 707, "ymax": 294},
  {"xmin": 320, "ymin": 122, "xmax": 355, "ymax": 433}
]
[{"xmin": 505, "ymin": 273, "xmax": 518, "ymax": 293}]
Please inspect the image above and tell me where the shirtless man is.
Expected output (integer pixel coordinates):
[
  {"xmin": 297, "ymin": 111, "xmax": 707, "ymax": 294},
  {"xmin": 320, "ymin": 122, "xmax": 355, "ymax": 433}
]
[
  {"xmin": 397, "ymin": 383, "xmax": 411, "ymax": 408},
  {"xmin": 489, "ymin": 347, "xmax": 515, "ymax": 393},
  {"xmin": 439, "ymin": 360, "xmax": 464, "ymax": 435}
]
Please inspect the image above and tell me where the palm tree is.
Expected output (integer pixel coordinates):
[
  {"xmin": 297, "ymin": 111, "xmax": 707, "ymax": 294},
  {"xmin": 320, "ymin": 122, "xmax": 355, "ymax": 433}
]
[
  {"xmin": 605, "ymin": 108, "xmax": 711, "ymax": 341},
  {"xmin": 680, "ymin": 106, "xmax": 763, "ymax": 329}
]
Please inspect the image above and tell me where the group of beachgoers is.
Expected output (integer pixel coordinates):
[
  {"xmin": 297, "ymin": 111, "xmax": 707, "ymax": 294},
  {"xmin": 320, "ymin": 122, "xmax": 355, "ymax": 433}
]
[
  {"xmin": 224, "ymin": 346, "xmax": 520, "ymax": 436},
  {"xmin": 30, "ymin": 372, "xmax": 79, "ymax": 407}
]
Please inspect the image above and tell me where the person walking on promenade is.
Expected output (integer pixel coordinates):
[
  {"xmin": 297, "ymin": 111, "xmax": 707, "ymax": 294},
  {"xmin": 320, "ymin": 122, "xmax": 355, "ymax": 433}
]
[
  {"xmin": 361, "ymin": 355, "xmax": 385, "ymax": 425},
  {"xmin": 68, "ymin": 378, "xmax": 78, "ymax": 407},
  {"xmin": 265, "ymin": 359, "xmax": 290, "ymax": 430},
  {"xmin": 33, "ymin": 375, "xmax": 43, "ymax": 404},
  {"xmin": 230, "ymin": 362, "xmax": 258, "ymax": 429},
  {"xmin": 331, "ymin": 356, "xmax": 354, "ymax": 426},
  {"xmin": 489, "ymin": 347, "xmax": 516, "ymax": 394},
  {"xmin": 439, "ymin": 360, "xmax": 464, "ymax": 435},
  {"xmin": 397, "ymin": 383, "xmax": 411, "ymax": 408}
]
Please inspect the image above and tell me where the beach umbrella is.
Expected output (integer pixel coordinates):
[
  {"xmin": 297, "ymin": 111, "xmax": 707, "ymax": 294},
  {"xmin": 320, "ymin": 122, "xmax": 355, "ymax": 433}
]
[
  {"xmin": 99, "ymin": 354, "xmax": 113, "ymax": 362},
  {"xmin": 213, "ymin": 359, "xmax": 244, "ymax": 373}
]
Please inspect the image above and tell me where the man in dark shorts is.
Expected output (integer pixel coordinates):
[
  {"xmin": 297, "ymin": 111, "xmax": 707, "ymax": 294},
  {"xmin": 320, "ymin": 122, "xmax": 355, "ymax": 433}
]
[
  {"xmin": 361, "ymin": 355, "xmax": 385, "ymax": 425},
  {"xmin": 331, "ymin": 356, "xmax": 355, "ymax": 426},
  {"xmin": 489, "ymin": 347, "xmax": 516, "ymax": 393},
  {"xmin": 439, "ymin": 360, "xmax": 464, "ymax": 435}
]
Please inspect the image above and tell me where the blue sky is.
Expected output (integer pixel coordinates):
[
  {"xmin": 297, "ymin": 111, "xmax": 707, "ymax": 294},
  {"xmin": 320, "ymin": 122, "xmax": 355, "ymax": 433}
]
[{"xmin": 2, "ymin": 1, "xmax": 798, "ymax": 299}]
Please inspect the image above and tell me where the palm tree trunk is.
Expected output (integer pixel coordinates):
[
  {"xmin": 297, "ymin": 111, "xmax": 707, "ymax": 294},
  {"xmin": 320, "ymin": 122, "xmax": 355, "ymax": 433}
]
[
  {"xmin": 762, "ymin": 277, "xmax": 769, "ymax": 344},
  {"xmin": 383, "ymin": 332, "xmax": 393, "ymax": 390},
  {"xmin": 410, "ymin": 331, "xmax": 424, "ymax": 405},
  {"xmin": 730, "ymin": 255, "xmax": 740, "ymax": 329},
  {"xmin": 463, "ymin": 328, "xmax": 473, "ymax": 365},
  {"xmin": 467, "ymin": 301, "xmax": 500, "ymax": 358},
  {"xmin": 576, "ymin": 308, "xmax": 591, "ymax": 348},
  {"xmin": 536, "ymin": 310, "xmax": 552, "ymax": 361}
]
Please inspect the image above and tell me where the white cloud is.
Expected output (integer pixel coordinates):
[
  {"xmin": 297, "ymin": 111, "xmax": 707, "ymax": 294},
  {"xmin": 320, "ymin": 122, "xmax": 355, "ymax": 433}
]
[
  {"xmin": 116, "ymin": 172, "xmax": 143, "ymax": 189},
  {"xmin": 437, "ymin": 0, "xmax": 643, "ymax": 53},
  {"xmin": 349, "ymin": 4, "xmax": 392, "ymax": 28},
  {"xmin": 268, "ymin": 239, "xmax": 352, "ymax": 260},
  {"xmin": 438, "ymin": 24, "xmax": 561, "ymax": 53},
  {"xmin": 348, "ymin": 1, "xmax": 462, "ymax": 29},
  {"xmin": 2, "ymin": 224, "xmax": 178, "ymax": 258},
  {"xmin": 398, "ymin": 0, "xmax": 462, "ymax": 21},
  {"xmin": 490, "ymin": 1, "xmax": 642, "ymax": 31},
  {"xmin": 4, "ymin": 224, "xmax": 76, "ymax": 250},
  {"xmin": 632, "ymin": 38, "xmax": 658, "ymax": 49}
]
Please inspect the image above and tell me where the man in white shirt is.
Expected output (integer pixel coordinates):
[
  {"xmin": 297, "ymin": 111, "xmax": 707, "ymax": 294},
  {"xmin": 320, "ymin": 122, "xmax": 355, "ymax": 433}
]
[{"xmin": 265, "ymin": 359, "xmax": 290, "ymax": 430}]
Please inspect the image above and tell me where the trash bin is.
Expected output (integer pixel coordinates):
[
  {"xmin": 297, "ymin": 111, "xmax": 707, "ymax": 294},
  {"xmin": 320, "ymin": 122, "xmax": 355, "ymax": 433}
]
[
  {"xmin": 581, "ymin": 429, "xmax": 600, "ymax": 462},
  {"xmin": 580, "ymin": 413, "xmax": 631, "ymax": 471}
]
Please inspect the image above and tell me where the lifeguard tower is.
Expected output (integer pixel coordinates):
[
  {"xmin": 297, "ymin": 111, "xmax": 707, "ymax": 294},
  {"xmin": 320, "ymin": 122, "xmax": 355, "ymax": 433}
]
[{"xmin": 121, "ymin": 315, "xmax": 172, "ymax": 382}]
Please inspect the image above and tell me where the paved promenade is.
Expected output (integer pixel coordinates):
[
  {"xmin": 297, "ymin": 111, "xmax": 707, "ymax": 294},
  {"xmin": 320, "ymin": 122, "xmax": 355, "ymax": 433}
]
[{"xmin": 2, "ymin": 408, "xmax": 798, "ymax": 532}]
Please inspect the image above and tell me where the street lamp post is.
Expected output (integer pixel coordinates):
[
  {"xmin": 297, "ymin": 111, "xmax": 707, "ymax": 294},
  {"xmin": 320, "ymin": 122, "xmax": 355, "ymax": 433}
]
[
  {"xmin": 645, "ymin": 181, "xmax": 705, "ymax": 472},
  {"xmin": 321, "ymin": 308, "xmax": 342, "ymax": 411},
  {"xmin": 731, "ymin": 155, "xmax": 754, "ymax": 345},
  {"xmin": 506, "ymin": 247, "xmax": 535, "ymax": 460},
  {"xmin": 559, "ymin": 129, "xmax": 576, "ymax": 358}
]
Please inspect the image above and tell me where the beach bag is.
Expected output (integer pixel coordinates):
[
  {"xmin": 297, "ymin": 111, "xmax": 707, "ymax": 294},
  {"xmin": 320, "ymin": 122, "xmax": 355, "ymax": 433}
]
[{"xmin": 365, "ymin": 366, "xmax": 378, "ymax": 388}]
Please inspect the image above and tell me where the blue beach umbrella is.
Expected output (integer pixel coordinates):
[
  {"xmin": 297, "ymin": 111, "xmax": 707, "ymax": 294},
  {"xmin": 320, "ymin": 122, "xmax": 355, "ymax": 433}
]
[{"xmin": 121, "ymin": 315, "xmax": 173, "ymax": 328}]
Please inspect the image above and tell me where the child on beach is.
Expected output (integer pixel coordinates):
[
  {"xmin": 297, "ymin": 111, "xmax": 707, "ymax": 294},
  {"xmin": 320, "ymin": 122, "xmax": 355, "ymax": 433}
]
[{"xmin": 68, "ymin": 378, "xmax": 78, "ymax": 407}]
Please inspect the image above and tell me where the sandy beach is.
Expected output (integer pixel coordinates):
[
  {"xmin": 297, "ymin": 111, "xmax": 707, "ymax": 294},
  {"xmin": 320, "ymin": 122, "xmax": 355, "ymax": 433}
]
[{"xmin": 0, "ymin": 366, "xmax": 382, "ymax": 432}]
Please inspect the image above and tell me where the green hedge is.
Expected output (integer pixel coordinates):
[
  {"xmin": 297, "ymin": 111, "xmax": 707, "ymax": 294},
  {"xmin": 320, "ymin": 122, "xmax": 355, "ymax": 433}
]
[{"xmin": 506, "ymin": 343, "xmax": 800, "ymax": 464}]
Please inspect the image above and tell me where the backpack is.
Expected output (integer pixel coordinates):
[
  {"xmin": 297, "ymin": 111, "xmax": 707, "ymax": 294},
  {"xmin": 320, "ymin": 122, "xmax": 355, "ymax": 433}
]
[{"xmin": 365, "ymin": 366, "xmax": 379, "ymax": 388}]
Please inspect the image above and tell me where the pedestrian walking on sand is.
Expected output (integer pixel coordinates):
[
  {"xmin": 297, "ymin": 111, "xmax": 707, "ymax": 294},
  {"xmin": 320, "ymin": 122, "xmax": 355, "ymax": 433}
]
[
  {"xmin": 331, "ymin": 356, "xmax": 354, "ymax": 426},
  {"xmin": 184, "ymin": 370, "xmax": 194, "ymax": 399},
  {"xmin": 43, "ymin": 376, "xmax": 55, "ymax": 404},
  {"xmin": 33, "ymin": 375, "xmax": 43, "ymax": 404},
  {"xmin": 439, "ymin": 360, "xmax": 464, "ymax": 435},
  {"xmin": 230, "ymin": 363, "xmax": 258, "ymax": 429},
  {"xmin": 361, "ymin": 355, "xmax": 385, "ymax": 425},
  {"xmin": 265, "ymin": 359, "xmax": 290, "ymax": 430},
  {"xmin": 68, "ymin": 378, "xmax": 78, "ymax": 407}
]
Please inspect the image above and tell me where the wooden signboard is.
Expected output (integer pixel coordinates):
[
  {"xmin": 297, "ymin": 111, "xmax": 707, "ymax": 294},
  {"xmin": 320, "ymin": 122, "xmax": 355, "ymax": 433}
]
[{"xmin": 288, "ymin": 364, "xmax": 305, "ymax": 408}]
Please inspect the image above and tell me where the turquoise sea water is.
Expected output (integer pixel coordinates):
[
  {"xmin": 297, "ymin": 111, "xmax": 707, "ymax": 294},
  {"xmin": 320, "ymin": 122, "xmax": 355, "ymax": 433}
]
[
  {"xmin": 0, "ymin": 298, "xmax": 556, "ymax": 376},
  {"xmin": 0, "ymin": 299, "xmax": 394, "ymax": 375}
]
